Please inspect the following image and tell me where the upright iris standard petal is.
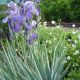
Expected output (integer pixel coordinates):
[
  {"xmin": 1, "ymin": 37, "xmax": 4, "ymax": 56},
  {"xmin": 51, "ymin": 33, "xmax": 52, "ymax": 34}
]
[
  {"xmin": 24, "ymin": 1, "xmax": 34, "ymax": 10},
  {"xmin": 7, "ymin": 1, "xmax": 18, "ymax": 10},
  {"xmin": 2, "ymin": 17, "xmax": 8, "ymax": 23}
]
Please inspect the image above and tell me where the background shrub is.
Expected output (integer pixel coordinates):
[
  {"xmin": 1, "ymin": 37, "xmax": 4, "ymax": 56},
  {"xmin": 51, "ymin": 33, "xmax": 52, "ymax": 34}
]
[{"xmin": 40, "ymin": 0, "xmax": 80, "ymax": 22}]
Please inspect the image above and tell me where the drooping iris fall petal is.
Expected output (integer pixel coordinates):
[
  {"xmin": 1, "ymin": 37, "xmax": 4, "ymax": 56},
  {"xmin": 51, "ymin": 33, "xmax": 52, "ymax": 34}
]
[
  {"xmin": 2, "ymin": 17, "xmax": 8, "ymax": 23},
  {"xmin": 13, "ymin": 23, "xmax": 21, "ymax": 32}
]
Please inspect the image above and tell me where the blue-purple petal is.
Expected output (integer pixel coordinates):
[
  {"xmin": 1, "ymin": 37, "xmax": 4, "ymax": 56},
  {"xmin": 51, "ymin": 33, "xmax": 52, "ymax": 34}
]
[
  {"xmin": 30, "ymin": 33, "xmax": 38, "ymax": 40},
  {"xmin": 13, "ymin": 23, "xmax": 21, "ymax": 32},
  {"xmin": 26, "ymin": 10, "xmax": 32, "ymax": 20},
  {"xmin": 2, "ymin": 17, "xmax": 8, "ymax": 23},
  {"xmin": 12, "ymin": 16, "xmax": 24, "ymax": 25},
  {"xmin": 28, "ymin": 33, "xmax": 38, "ymax": 44},
  {"xmin": 26, "ymin": 24, "xmax": 32, "ymax": 30}
]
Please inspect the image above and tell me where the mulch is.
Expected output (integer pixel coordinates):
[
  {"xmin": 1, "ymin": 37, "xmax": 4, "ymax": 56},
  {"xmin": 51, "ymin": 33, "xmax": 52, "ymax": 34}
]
[{"xmin": 46, "ymin": 22, "xmax": 80, "ymax": 28}]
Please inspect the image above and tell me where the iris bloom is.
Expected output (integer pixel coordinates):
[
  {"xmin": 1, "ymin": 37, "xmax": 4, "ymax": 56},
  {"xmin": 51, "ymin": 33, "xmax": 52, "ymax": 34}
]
[
  {"xmin": 2, "ymin": 1, "xmax": 39, "ymax": 44},
  {"xmin": 28, "ymin": 33, "xmax": 38, "ymax": 44}
]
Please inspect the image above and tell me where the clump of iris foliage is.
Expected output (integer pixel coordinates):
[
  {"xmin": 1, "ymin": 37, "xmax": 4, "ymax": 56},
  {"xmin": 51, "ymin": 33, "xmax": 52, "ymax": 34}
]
[{"xmin": 0, "ymin": 0, "xmax": 70, "ymax": 80}]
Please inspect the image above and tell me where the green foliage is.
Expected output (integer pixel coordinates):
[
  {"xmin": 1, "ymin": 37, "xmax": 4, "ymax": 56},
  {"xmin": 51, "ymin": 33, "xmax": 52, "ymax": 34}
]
[
  {"xmin": 64, "ymin": 69, "xmax": 80, "ymax": 80},
  {"xmin": 38, "ymin": 26, "xmax": 80, "ymax": 79},
  {"xmin": 0, "ymin": 35, "xmax": 68, "ymax": 80},
  {"xmin": 40, "ymin": 0, "xmax": 80, "ymax": 22}
]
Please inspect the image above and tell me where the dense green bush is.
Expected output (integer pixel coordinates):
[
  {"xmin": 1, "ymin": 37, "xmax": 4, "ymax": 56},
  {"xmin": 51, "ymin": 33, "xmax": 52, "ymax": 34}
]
[{"xmin": 40, "ymin": 0, "xmax": 80, "ymax": 22}]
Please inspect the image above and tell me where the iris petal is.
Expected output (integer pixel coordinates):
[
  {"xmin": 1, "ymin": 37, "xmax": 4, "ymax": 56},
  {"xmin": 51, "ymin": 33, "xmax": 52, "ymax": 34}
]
[
  {"xmin": 26, "ymin": 10, "xmax": 32, "ymax": 20},
  {"xmin": 2, "ymin": 17, "xmax": 8, "ymax": 23},
  {"xmin": 26, "ymin": 24, "xmax": 32, "ymax": 30},
  {"xmin": 13, "ymin": 23, "xmax": 21, "ymax": 32}
]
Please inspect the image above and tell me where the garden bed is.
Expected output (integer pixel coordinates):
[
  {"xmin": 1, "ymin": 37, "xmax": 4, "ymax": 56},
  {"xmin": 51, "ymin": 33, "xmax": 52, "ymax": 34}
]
[{"xmin": 46, "ymin": 22, "xmax": 80, "ymax": 28}]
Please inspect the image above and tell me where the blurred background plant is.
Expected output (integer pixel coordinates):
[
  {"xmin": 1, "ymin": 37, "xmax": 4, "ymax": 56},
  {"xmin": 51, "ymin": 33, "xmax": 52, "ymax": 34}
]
[{"xmin": 40, "ymin": 0, "xmax": 80, "ymax": 22}]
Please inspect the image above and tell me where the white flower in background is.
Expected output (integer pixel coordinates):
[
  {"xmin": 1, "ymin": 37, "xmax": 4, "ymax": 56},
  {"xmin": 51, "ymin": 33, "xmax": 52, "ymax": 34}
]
[
  {"xmin": 64, "ymin": 46, "xmax": 66, "ymax": 49},
  {"xmin": 67, "ymin": 56, "xmax": 71, "ymax": 60},
  {"xmin": 72, "ymin": 31, "xmax": 76, "ymax": 34},
  {"xmin": 72, "ymin": 31, "xmax": 78, "ymax": 34},
  {"xmin": 15, "ymin": 49, "xmax": 18, "ymax": 51},
  {"xmin": 72, "ymin": 24, "xmax": 75, "ymax": 28},
  {"xmin": 52, "ymin": 27, "xmax": 54, "ymax": 30},
  {"xmin": 48, "ymin": 40, "xmax": 52, "ymax": 44},
  {"xmin": 45, "ymin": 40, "xmax": 48, "ymax": 44},
  {"xmin": 73, "ymin": 50, "xmax": 79, "ymax": 55},
  {"xmin": 51, "ymin": 20, "xmax": 56, "ymax": 24},
  {"xmin": 49, "ymin": 32, "xmax": 52, "ymax": 35},
  {"xmin": 44, "ymin": 26, "xmax": 48, "ymax": 29},
  {"xmin": 54, "ymin": 37, "xmax": 57, "ymax": 41},
  {"xmin": 68, "ymin": 39, "xmax": 71, "ymax": 41},
  {"xmin": 22, "ymin": 30, "xmax": 25, "ymax": 33},
  {"xmin": 18, "ymin": 43, "xmax": 19, "ymax": 45},
  {"xmin": 31, "ymin": 20, "xmax": 37, "ymax": 27},
  {"xmin": 74, "ymin": 40, "xmax": 78, "ymax": 44},
  {"xmin": 63, "ymin": 60, "xmax": 67, "ymax": 63},
  {"xmin": 49, "ymin": 50, "xmax": 52, "ymax": 53},
  {"xmin": 34, "ymin": 41, "xmax": 38, "ymax": 45},
  {"xmin": 43, "ymin": 21, "xmax": 47, "ymax": 26},
  {"xmin": 39, "ymin": 24, "xmax": 42, "ymax": 27},
  {"xmin": 56, "ymin": 26, "xmax": 60, "ymax": 28},
  {"xmin": 78, "ymin": 35, "xmax": 80, "ymax": 40},
  {"xmin": 72, "ymin": 44, "xmax": 76, "ymax": 48}
]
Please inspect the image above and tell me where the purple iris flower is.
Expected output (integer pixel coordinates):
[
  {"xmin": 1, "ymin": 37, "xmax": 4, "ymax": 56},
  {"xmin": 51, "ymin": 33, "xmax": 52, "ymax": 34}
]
[
  {"xmin": 23, "ymin": 1, "xmax": 39, "ymax": 19},
  {"xmin": 28, "ymin": 33, "xmax": 38, "ymax": 44},
  {"xmin": 2, "ymin": 1, "xmax": 23, "ymax": 32},
  {"xmin": 26, "ymin": 24, "xmax": 32, "ymax": 30},
  {"xmin": 2, "ymin": 1, "xmax": 39, "ymax": 44},
  {"xmin": 7, "ymin": 1, "xmax": 18, "ymax": 10},
  {"xmin": 31, "ymin": 33, "xmax": 38, "ymax": 39},
  {"xmin": 24, "ymin": 1, "xmax": 34, "ymax": 10}
]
